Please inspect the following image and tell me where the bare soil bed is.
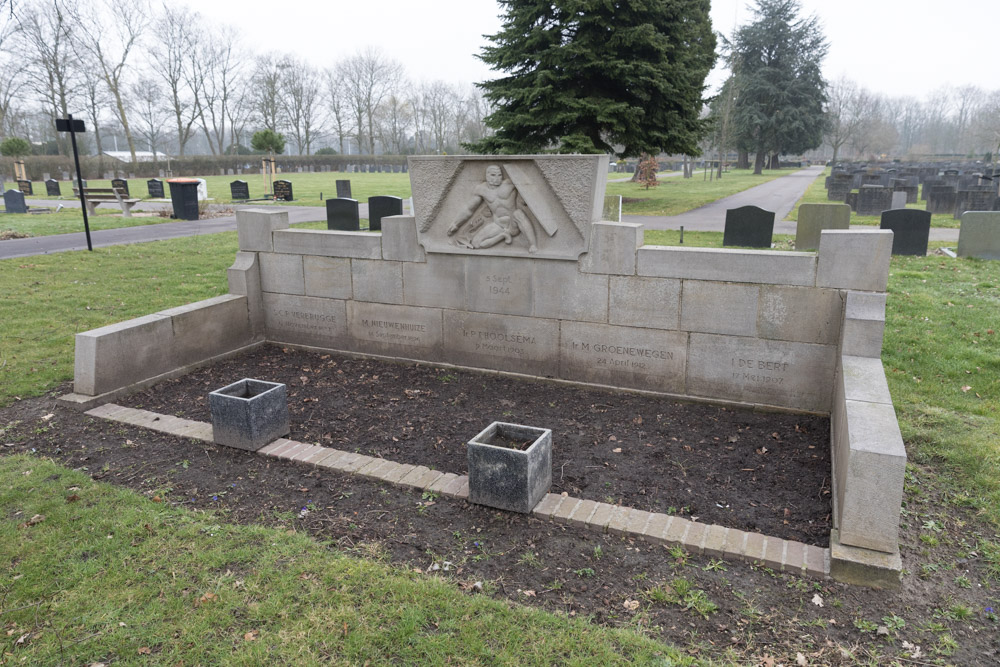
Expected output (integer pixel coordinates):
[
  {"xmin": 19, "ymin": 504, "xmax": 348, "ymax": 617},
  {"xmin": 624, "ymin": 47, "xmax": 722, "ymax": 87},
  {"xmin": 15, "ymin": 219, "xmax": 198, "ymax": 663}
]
[{"xmin": 2, "ymin": 343, "xmax": 998, "ymax": 664}]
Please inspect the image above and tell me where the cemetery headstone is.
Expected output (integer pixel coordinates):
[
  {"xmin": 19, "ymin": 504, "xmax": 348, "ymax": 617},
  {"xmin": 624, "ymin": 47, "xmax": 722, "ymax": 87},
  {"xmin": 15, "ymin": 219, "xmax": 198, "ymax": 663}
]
[
  {"xmin": 17, "ymin": 179, "xmax": 33, "ymax": 196},
  {"xmin": 367, "ymin": 195, "xmax": 403, "ymax": 231},
  {"xmin": 957, "ymin": 211, "xmax": 1000, "ymax": 260},
  {"xmin": 880, "ymin": 208, "xmax": 931, "ymax": 256},
  {"xmin": 62, "ymin": 171, "xmax": 70, "ymax": 181},
  {"xmin": 827, "ymin": 173, "xmax": 852, "ymax": 201},
  {"xmin": 795, "ymin": 203, "xmax": 850, "ymax": 250},
  {"xmin": 4, "ymin": 189, "xmax": 28, "ymax": 214},
  {"xmin": 926, "ymin": 186, "xmax": 957, "ymax": 214},
  {"xmin": 227, "ymin": 168, "xmax": 234, "ymax": 176},
  {"xmin": 230, "ymin": 180, "xmax": 250, "ymax": 200},
  {"xmin": 335, "ymin": 179, "xmax": 352, "ymax": 199},
  {"xmin": 147, "ymin": 178, "xmax": 165, "ymax": 198},
  {"xmin": 272, "ymin": 179, "xmax": 293, "ymax": 201},
  {"xmin": 111, "ymin": 178, "xmax": 129, "ymax": 197},
  {"xmin": 42, "ymin": 172, "xmax": 50, "ymax": 181},
  {"xmin": 326, "ymin": 197, "xmax": 360, "ymax": 231},
  {"xmin": 954, "ymin": 189, "xmax": 994, "ymax": 219},
  {"xmin": 103, "ymin": 171, "xmax": 114, "ymax": 180},
  {"xmin": 723, "ymin": 205, "xmax": 774, "ymax": 248},
  {"xmin": 45, "ymin": 179, "xmax": 61, "ymax": 197},
  {"xmin": 855, "ymin": 185, "xmax": 893, "ymax": 216},
  {"xmin": 890, "ymin": 191, "xmax": 907, "ymax": 210},
  {"xmin": 195, "ymin": 178, "xmax": 208, "ymax": 200}
]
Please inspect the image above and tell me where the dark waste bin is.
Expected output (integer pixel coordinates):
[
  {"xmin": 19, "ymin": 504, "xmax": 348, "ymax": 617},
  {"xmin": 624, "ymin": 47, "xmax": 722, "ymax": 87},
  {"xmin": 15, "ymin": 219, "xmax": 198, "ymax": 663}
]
[{"xmin": 167, "ymin": 178, "xmax": 200, "ymax": 220}]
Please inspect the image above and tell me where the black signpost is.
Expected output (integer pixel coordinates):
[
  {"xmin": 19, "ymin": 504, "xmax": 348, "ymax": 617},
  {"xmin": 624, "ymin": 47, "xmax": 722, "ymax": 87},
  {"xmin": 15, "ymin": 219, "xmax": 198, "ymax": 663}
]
[{"xmin": 55, "ymin": 115, "xmax": 92, "ymax": 251}]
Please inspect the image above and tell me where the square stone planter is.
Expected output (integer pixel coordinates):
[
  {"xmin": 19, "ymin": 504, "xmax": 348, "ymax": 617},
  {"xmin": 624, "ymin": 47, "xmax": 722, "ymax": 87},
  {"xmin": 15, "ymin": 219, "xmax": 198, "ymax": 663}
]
[
  {"xmin": 467, "ymin": 421, "xmax": 552, "ymax": 513},
  {"xmin": 209, "ymin": 378, "xmax": 289, "ymax": 451}
]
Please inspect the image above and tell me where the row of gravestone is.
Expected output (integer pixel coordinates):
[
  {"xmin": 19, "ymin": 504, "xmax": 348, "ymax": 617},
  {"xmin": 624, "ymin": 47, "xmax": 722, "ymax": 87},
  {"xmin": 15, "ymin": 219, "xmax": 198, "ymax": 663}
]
[
  {"xmin": 326, "ymin": 195, "xmax": 403, "ymax": 232},
  {"xmin": 228, "ymin": 179, "xmax": 355, "ymax": 202}
]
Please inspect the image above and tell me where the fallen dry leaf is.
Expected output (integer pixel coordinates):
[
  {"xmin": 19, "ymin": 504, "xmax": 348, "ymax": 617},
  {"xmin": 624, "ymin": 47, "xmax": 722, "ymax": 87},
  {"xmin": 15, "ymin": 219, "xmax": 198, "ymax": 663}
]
[
  {"xmin": 244, "ymin": 630, "xmax": 259, "ymax": 641},
  {"xmin": 961, "ymin": 385, "xmax": 972, "ymax": 393},
  {"xmin": 521, "ymin": 589, "xmax": 536, "ymax": 597},
  {"xmin": 612, "ymin": 447, "xmax": 622, "ymax": 453},
  {"xmin": 811, "ymin": 593, "xmax": 824, "ymax": 607},
  {"xmin": 137, "ymin": 646, "xmax": 152, "ymax": 655},
  {"xmin": 623, "ymin": 599, "xmax": 640, "ymax": 611},
  {"xmin": 21, "ymin": 514, "xmax": 45, "ymax": 528},
  {"xmin": 41, "ymin": 413, "xmax": 54, "ymax": 421},
  {"xmin": 198, "ymin": 592, "xmax": 218, "ymax": 605},
  {"xmin": 796, "ymin": 652, "xmax": 808, "ymax": 666},
  {"xmin": 66, "ymin": 494, "xmax": 80, "ymax": 503}
]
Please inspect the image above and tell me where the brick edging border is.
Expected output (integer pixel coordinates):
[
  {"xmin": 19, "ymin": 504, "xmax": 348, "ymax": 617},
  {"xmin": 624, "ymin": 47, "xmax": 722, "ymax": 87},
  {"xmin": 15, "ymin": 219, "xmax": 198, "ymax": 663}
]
[{"xmin": 85, "ymin": 403, "xmax": 829, "ymax": 579}]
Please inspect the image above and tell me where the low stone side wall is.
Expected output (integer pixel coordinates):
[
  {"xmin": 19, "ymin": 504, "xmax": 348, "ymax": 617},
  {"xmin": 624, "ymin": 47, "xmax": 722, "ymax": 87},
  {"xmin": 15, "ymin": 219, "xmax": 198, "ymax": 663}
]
[{"xmin": 72, "ymin": 294, "xmax": 255, "ymax": 397}]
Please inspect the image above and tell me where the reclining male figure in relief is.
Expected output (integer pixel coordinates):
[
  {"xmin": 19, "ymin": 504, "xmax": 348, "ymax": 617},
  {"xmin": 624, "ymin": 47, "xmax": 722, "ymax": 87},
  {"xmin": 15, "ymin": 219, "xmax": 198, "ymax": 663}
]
[{"xmin": 447, "ymin": 164, "xmax": 546, "ymax": 253}]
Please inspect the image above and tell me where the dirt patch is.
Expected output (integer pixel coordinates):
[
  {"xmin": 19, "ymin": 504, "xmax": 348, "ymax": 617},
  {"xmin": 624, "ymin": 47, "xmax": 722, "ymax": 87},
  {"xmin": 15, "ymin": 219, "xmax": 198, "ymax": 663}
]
[
  {"xmin": 0, "ymin": 229, "xmax": 32, "ymax": 240},
  {"xmin": 117, "ymin": 344, "xmax": 833, "ymax": 546},
  {"xmin": 2, "ymin": 346, "xmax": 998, "ymax": 664}
]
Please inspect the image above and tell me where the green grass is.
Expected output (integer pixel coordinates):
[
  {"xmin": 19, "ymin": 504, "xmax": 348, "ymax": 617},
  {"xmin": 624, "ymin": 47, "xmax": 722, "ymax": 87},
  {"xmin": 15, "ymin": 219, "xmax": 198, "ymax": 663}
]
[
  {"xmin": 25, "ymin": 172, "xmax": 413, "ymax": 207},
  {"xmin": 788, "ymin": 168, "xmax": 960, "ymax": 228},
  {"xmin": 0, "ymin": 454, "xmax": 694, "ymax": 665},
  {"xmin": 608, "ymin": 168, "xmax": 790, "ymax": 216},
  {"xmin": 0, "ymin": 208, "xmax": 176, "ymax": 237}
]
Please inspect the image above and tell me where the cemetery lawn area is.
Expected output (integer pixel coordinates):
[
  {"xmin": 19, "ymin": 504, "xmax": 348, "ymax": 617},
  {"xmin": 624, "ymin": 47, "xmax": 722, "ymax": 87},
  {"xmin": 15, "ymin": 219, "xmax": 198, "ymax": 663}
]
[
  {"xmin": 0, "ymin": 209, "xmax": 183, "ymax": 238},
  {"xmin": 607, "ymin": 168, "xmax": 789, "ymax": 216},
  {"xmin": 0, "ymin": 454, "xmax": 686, "ymax": 665},
  {"xmin": 28, "ymin": 172, "xmax": 413, "ymax": 207},
  {"xmin": 788, "ymin": 168, "xmax": 961, "ymax": 228},
  {"xmin": 2, "ymin": 233, "xmax": 1000, "ymax": 664}
]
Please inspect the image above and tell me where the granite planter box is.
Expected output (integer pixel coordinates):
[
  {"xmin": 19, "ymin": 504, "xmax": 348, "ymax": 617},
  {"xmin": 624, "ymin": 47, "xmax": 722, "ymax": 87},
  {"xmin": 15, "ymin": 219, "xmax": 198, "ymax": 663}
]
[
  {"xmin": 467, "ymin": 421, "xmax": 552, "ymax": 513},
  {"xmin": 209, "ymin": 378, "xmax": 289, "ymax": 451}
]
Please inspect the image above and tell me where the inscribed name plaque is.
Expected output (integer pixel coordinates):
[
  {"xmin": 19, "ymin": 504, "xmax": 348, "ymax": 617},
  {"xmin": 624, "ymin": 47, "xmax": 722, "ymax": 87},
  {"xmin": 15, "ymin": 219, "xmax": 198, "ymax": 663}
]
[
  {"xmin": 880, "ymin": 209, "xmax": 931, "ymax": 256},
  {"xmin": 408, "ymin": 154, "xmax": 606, "ymax": 261},
  {"xmin": 443, "ymin": 311, "xmax": 559, "ymax": 376},
  {"xmin": 326, "ymin": 198, "xmax": 360, "ymax": 231},
  {"xmin": 723, "ymin": 205, "xmax": 774, "ymax": 248},
  {"xmin": 16, "ymin": 180, "xmax": 33, "ymax": 196},
  {"xmin": 263, "ymin": 293, "xmax": 347, "ymax": 348},
  {"xmin": 111, "ymin": 178, "xmax": 129, "ymax": 197},
  {"xmin": 686, "ymin": 334, "xmax": 836, "ymax": 412},
  {"xmin": 230, "ymin": 180, "xmax": 250, "ymax": 200},
  {"xmin": 273, "ymin": 179, "xmax": 293, "ymax": 201},
  {"xmin": 347, "ymin": 302, "xmax": 443, "ymax": 358},
  {"xmin": 559, "ymin": 321, "xmax": 686, "ymax": 393},
  {"xmin": 367, "ymin": 195, "xmax": 403, "ymax": 231},
  {"xmin": 45, "ymin": 179, "xmax": 61, "ymax": 197},
  {"xmin": 147, "ymin": 179, "xmax": 165, "ymax": 198}
]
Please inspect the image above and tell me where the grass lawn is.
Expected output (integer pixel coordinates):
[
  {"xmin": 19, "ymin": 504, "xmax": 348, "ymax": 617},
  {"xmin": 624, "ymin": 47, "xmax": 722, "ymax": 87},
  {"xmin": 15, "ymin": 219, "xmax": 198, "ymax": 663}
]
[
  {"xmin": 788, "ymin": 168, "xmax": 961, "ymax": 229},
  {"xmin": 0, "ymin": 208, "xmax": 176, "ymax": 238},
  {"xmin": 607, "ymin": 168, "xmax": 790, "ymax": 216},
  {"xmin": 0, "ymin": 454, "xmax": 690, "ymax": 665}
]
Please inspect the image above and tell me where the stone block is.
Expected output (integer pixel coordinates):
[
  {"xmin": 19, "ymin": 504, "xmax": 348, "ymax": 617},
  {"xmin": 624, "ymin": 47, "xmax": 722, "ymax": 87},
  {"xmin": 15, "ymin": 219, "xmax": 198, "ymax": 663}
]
[
  {"xmin": 829, "ymin": 530, "xmax": 901, "ymax": 588},
  {"xmin": 530, "ymin": 260, "xmax": 608, "ymax": 322},
  {"xmin": 381, "ymin": 215, "xmax": 426, "ymax": 262},
  {"xmin": 465, "ymin": 256, "xmax": 534, "ymax": 317},
  {"xmin": 228, "ymin": 252, "xmax": 264, "ymax": 337},
  {"xmin": 467, "ymin": 422, "xmax": 552, "ymax": 514},
  {"xmin": 608, "ymin": 276, "xmax": 681, "ymax": 330},
  {"xmin": 757, "ymin": 286, "xmax": 843, "ymax": 345},
  {"xmin": 262, "ymin": 293, "xmax": 348, "ymax": 348},
  {"xmin": 839, "ymin": 356, "xmax": 893, "ymax": 405},
  {"xmin": 834, "ymin": 399, "xmax": 906, "ymax": 553},
  {"xmin": 273, "ymin": 229, "xmax": 382, "ymax": 259},
  {"xmin": 443, "ymin": 311, "xmax": 560, "ymax": 376},
  {"xmin": 702, "ymin": 524, "xmax": 728, "ymax": 557},
  {"xmin": 840, "ymin": 291, "xmax": 887, "ymax": 358},
  {"xmin": 607, "ymin": 507, "xmax": 634, "ymax": 535},
  {"xmin": 209, "ymin": 378, "xmax": 289, "ymax": 451},
  {"xmin": 259, "ymin": 253, "xmax": 305, "ymax": 295},
  {"xmin": 662, "ymin": 516, "xmax": 688, "ymax": 546},
  {"xmin": 352, "ymin": 259, "xmax": 404, "ymax": 304},
  {"xmin": 567, "ymin": 499, "xmax": 599, "ymax": 527},
  {"xmin": 957, "ymin": 211, "xmax": 1000, "ymax": 259},
  {"xmin": 74, "ymin": 313, "xmax": 174, "ymax": 396},
  {"xmin": 303, "ymin": 256, "xmax": 353, "ymax": 300},
  {"xmin": 638, "ymin": 246, "xmax": 817, "ymax": 287},
  {"xmin": 532, "ymin": 493, "xmax": 564, "ymax": 518},
  {"xmin": 560, "ymin": 320, "xmax": 687, "ymax": 393},
  {"xmin": 236, "ymin": 208, "xmax": 289, "ymax": 252},
  {"xmin": 816, "ymin": 230, "xmax": 893, "ymax": 292},
  {"xmin": 402, "ymin": 254, "xmax": 468, "ymax": 310},
  {"xmin": 347, "ymin": 301, "xmax": 443, "ymax": 359},
  {"xmin": 796, "ymin": 203, "xmax": 851, "ymax": 251},
  {"xmin": 642, "ymin": 512, "xmax": 670, "ymax": 543},
  {"xmin": 624, "ymin": 509, "xmax": 652, "ymax": 535},
  {"xmin": 580, "ymin": 221, "xmax": 642, "ymax": 275},
  {"xmin": 586, "ymin": 503, "xmax": 616, "ymax": 531},
  {"xmin": 159, "ymin": 295, "xmax": 251, "ymax": 368},
  {"xmin": 554, "ymin": 498, "xmax": 580, "ymax": 521},
  {"xmin": 680, "ymin": 281, "xmax": 759, "ymax": 336}
]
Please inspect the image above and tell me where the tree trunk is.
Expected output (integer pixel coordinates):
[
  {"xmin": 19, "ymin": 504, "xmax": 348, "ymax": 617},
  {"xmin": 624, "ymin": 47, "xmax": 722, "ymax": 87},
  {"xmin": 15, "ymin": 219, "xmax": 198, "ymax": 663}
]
[
  {"xmin": 738, "ymin": 150, "xmax": 749, "ymax": 170},
  {"xmin": 753, "ymin": 151, "xmax": 765, "ymax": 175},
  {"xmin": 770, "ymin": 152, "xmax": 781, "ymax": 170}
]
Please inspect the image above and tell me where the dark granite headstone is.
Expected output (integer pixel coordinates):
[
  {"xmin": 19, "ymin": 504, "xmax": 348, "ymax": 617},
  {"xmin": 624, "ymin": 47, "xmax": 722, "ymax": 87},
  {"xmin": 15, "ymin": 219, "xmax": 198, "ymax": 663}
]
[
  {"xmin": 273, "ymin": 179, "xmax": 293, "ymax": 201},
  {"xmin": 827, "ymin": 173, "xmax": 852, "ymax": 201},
  {"xmin": 880, "ymin": 209, "xmax": 931, "ymax": 256},
  {"xmin": 4, "ymin": 189, "xmax": 27, "ymax": 214},
  {"xmin": 230, "ymin": 180, "xmax": 250, "ymax": 200},
  {"xmin": 722, "ymin": 205, "xmax": 775, "ymax": 247},
  {"xmin": 326, "ymin": 197, "xmax": 360, "ymax": 231},
  {"xmin": 16, "ymin": 180, "xmax": 33, "ymax": 196},
  {"xmin": 335, "ymin": 179, "xmax": 352, "ymax": 199},
  {"xmin": 45, "ymin": 179, "xmax": 61, "ymax": 197},
  {"xmin": 954, "ymin": 189, "xmax": 995, "ymax": 219},
  {"xmin": 846, "ymin": 191, "xmax": 858, "ymax": 211},
  {"xmin": 367, "ymin": 195, "xmax": 403, "ymax": 231},
  {"xmin": 855, "ymin": 185, "xmax": 893, "ymax": 216},
  {"xmin": 147, "ymin": 179, "xmax": 165, "ymax": 198},
  {"xmin": 927, "ymin": 186, "xmax": 957, "ymax": 214},
  {"xmin": 111, "ymin": 178, "xmax": 129, "ymax": 197}
]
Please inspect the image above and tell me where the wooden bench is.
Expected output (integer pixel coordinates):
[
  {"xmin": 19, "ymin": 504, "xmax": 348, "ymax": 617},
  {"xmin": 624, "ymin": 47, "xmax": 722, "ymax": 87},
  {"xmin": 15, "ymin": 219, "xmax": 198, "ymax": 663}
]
[{"xmin": 72, "ymin": 186, "xmax": 141, "ymax": 217}]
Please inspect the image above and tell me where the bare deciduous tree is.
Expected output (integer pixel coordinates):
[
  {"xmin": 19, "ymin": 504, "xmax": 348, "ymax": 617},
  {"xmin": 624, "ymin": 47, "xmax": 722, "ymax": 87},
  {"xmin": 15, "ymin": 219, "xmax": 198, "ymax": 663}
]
[
  {"xmin": 340, "ymin": 47, "xmax": 404, "ymax": 154},
  {"xmin": 149, "ymin": 3, "xmax": 203, "ymax": 156},
  {"xmin": 130, "ymin": 77, "xmax": 168, "ymax": 164},
  {"xmin": 323, "ymin": 67, "xmax": 352, "ymax": 154},
  {"xmin": 251, "ymin": 53, "xmax": 287, "ymax": 133},
  {"xmin": 281, "ymin": 58, "xmax": 321, "ymax": 155},
  {"xmin": 199, "ymin": 26, "xmax": 245, "ymax": 154}
]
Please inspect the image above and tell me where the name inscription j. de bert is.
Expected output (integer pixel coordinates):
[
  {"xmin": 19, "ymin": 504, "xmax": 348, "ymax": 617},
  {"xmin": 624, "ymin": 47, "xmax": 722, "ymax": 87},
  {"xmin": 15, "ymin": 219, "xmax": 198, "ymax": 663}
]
[{"xmin": 731, "ymin": 356, "xmax": 790, "ymax": 385}]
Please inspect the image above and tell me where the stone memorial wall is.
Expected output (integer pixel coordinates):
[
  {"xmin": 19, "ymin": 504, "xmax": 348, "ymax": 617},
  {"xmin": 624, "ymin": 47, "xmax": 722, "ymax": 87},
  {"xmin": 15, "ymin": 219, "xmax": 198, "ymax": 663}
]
[{"xmin": 64, "ymin": 155, "xmax": 906, "ymax": 584}]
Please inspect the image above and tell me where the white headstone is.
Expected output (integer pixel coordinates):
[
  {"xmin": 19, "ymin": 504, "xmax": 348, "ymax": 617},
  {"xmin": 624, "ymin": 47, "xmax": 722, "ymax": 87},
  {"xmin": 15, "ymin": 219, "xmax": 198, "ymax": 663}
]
[
  {"xmin": 890, "ymin": 191, "xmax": 907, "ymax": 210},
  {"xmin": 196, "ymin": 178, "xmax": 208, "ymax": 200}
]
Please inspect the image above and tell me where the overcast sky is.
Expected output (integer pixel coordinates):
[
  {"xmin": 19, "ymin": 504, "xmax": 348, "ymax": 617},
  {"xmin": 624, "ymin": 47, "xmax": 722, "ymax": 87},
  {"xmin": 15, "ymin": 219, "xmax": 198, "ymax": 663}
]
[{"xmin": 195, "ymin": 0, "xmax": 998, "ymax": 100}]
